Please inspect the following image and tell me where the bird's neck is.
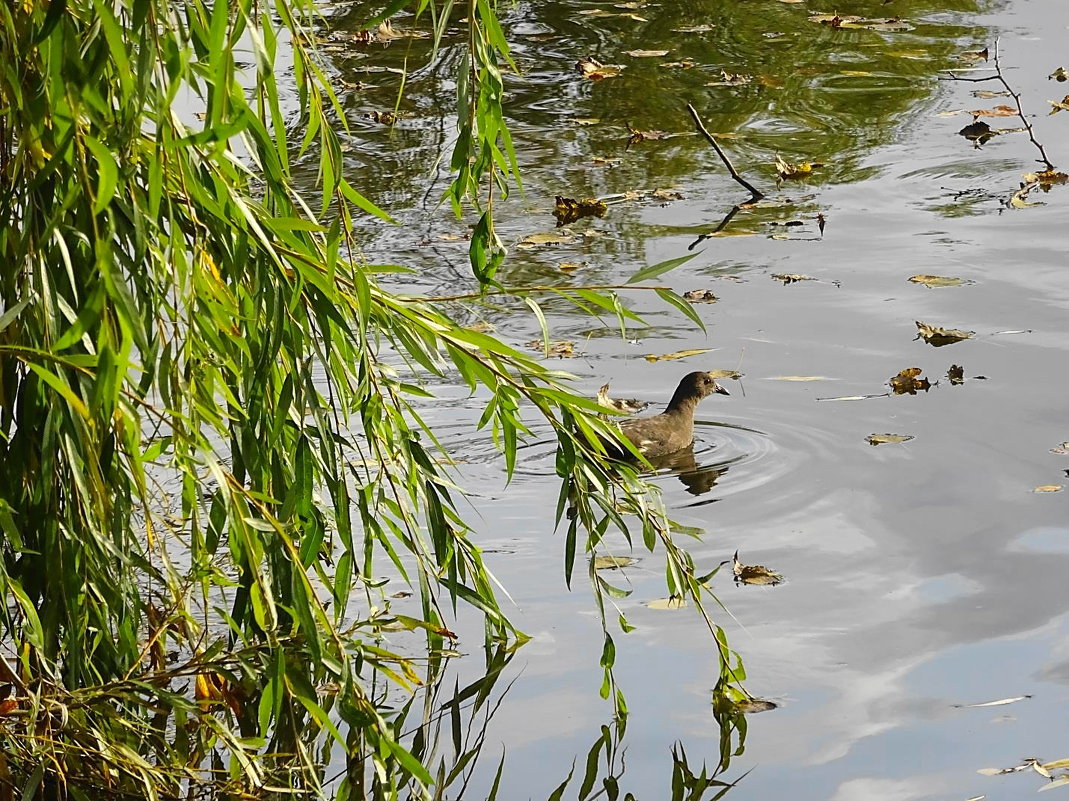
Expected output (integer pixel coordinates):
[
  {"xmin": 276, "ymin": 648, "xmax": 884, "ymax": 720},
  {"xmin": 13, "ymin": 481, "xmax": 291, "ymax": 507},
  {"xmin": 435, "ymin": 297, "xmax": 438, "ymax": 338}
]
[{"xmin": 664, "ymin": 393, "xmax": 700, "ymax": 417}]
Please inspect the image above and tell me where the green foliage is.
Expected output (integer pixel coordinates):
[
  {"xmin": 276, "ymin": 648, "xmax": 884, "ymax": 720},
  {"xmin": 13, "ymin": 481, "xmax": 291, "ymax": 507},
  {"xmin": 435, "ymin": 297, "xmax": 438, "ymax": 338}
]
[{"xmin": 0, "ymin": 0, "xmax": 741, "ymax": 796}]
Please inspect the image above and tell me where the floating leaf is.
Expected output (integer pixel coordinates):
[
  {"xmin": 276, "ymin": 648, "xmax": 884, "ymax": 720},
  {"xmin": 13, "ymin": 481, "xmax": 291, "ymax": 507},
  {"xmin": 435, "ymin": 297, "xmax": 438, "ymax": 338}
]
[
  {"xmin": 909, "ymin": 274, "xmax": 970, "ymax": 288},
  {"xmin": 889, "ymin": 367, "xmax": 931, "ymax": 395},
  {"xmin": 1051, "ymin": 67, "xmax": 1068, "ymax": 82},
  {"xmin": 682, "ymin": 289, "xmax": 718, "ymax": 303},
  {"xmin": 519, "ymin": 231, "xmax": 574, "ymax": 247},
  {"xmin": 969, "ymin": 104, "xmax": 1017, "ymax": 117},
  {"xmin": 948, "ymin": 364, "xmax": 965, "ymax": 385},
  {"xmin": 1050, "ymin": 95, "xmax": 1069, "ymax": 115},
  {"xmin": 625, "ymin": 49, "xmax": 668, "ymax": 57},
  {"xmin": 866, "ymin": 433, "xmax": 914, "ymax": 446},
  {"xmin": 576, "ymin": 57, "xmax": 624, "ymax": 80},
  {"xmin": 772, "ymin": 273, "xmax": 815, "ymax": 285},
  {"xmin": 960, "ymin": 120, "xmax": 995, "ymax": 142},
  {"xmin": 1049, "ymin": 442, "xmax": 1069, "ymax": 455},
  {"xmin": 916, "ymin": 320, "xmax": 974, "ymax": 347},
  {"xmin": 593, "ymin": 555, "xmax": 637, "ymax": 570},
  {"xmin": 775, "ymin": 155, "xmax": 823, "ymax": 179},
  {"xmin": 733, "ymin": 551, "xmax": 783, "ymax": 586},
  {"xmin": 574, "ymin": 117, "xmax": 601, "ymax": 126},
  {"xmin": 644, "ymin": 348, "xmax": 714, "ymax": 362},
  {"xmin": 365, "ymin": 110, "xmax": 397, "ymax": 125},
  {"xmin": 660, "ymin": 59, "xmax": 697, "ymax": 69},
  {"xmin": 554, "ymin": 196, "xmax": 608, "ymax": 225},
  {"xmin": 558, "ymin": 261, "xmax": 584, "ymax": 273},
  {"xmin": 597, "ymin": 384, "xmax": 649, "ymax": 415},
  {"xmin": 957, "ymin": 695, "xmax": 1033, "ymax": 708},
  {"xmin": 526, "ymin": 339, "xmax": 576, "ymax": 358},
  {"xmin": 707, "ymin": 369, "xmax": 743, "ymax": 380},
  {"xmin": 706, "ymin": 70, "xmax": 752, "ymax": 86},
  {"xmin": 1034, "ymin": 485, "xmax": 1063, "ymax": 493},
  {"xmin": 673, "ymin": 24, "xmax": 714, "ymax": 32},
  {"xmin": 647, "ymin": 597, "xmax": 687, "ymax": 610},
  {"xmin": 735, "ymin": 698, "xmax": 778, "ymax": 713},
  {"xmin": 1039, "ymin": 777, "xmax": 1069, "ymax": 792}
]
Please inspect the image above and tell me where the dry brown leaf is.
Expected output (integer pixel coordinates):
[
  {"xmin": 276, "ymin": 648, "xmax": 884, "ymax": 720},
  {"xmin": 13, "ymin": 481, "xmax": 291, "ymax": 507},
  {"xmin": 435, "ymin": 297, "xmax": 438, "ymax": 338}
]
[
  {"xmin": 970, "ymin": 104, "xmax": 1018, "ymax": 117},
  {"xmin": 643, "ymin": 348, "xmax": 714, "ymax": 362},
  {"xmin": 1034, "ymin": 485, "xmax": 1063, "ymax": 493},
  {"xmin": 554, "ymin": 196, "xmax": 608, "ymax": 225},
  {"xmin": 948, "ymin": 364, "xmax": 965, "ymax": 385},
  {"xmin": 775, "ymin": 155, "xmax": 822, "ymax": 178},
  {"xmin": 732, "ymin": 550, "xmax": 783, "ymax": 586},
  {"xmin": 706, "ymin": 70, "xmax": 752, "ymax": 86},
  {"xmin": 889, "ymin": 367, "xmax": 931, "ymax": 395},
  {"xmin": 866, "ymin": 433, "xmax": 914, "ymax": 446},
  {"xmin": 519, "ymin": 232, "xmax": 574, "ymax": 247},
  {"xmin": 682, "ymin": 289, "xmax": 718, "ymax": 304},
  {"xmin": 909, "ymin": 274, "xmax": 969, "ymax": 287},
  {"xmin": 625, "ymin": 49, "xmax": 668, "ymax": 57},
  {"xmin": 735, "ymin": 698, "xmax": 778, "ymax": 713},
  {"xmin": 772, "ymin": 273, "xmax": 815, "ymax": 285},
  {"xmin": 915, "ymin": 320, "xmax": 974, "ymax": 346},
  {"xmin": 1049, "ymin": 95, "xmax": 1069, "ymax": 114},
  {"xmin": 526, "ymin": 339, "xmax": 576, "ymax": 358},
  {"xmin": 707, "ymin": 369, "xmax": 743, "ymax": 380},
  {"xmin": 576, "ymin": 57, "xmax": 624, "ymax": 80}
]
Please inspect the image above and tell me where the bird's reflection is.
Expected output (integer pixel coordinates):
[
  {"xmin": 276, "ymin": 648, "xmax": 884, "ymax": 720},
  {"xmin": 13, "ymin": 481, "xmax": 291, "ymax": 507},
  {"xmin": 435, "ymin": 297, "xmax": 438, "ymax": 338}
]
[{"xmin": 647, "ymin": 447, "xmax": 727, "ymax": 496}]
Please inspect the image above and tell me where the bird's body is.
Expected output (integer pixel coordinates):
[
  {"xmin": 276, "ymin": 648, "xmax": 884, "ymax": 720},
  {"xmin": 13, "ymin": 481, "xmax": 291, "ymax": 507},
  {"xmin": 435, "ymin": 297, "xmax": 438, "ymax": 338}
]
[{"xmin": 614, "ymin": 371, "xmax": 729, "ymax": 459}]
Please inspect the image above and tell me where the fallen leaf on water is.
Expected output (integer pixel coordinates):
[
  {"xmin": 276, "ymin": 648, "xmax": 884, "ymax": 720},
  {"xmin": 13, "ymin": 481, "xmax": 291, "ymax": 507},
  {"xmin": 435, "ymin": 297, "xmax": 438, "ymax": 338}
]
[
  {"xmin": 576, "ymin": 57, "xmax": 624, "ymax": 81},
  {"xmin": 527, "ymin": 339, "xmax": 576, "ymax": 358},
  {"xmin": 682, "ymin": 289, "xmax": 718, "ymax": 303},
  {"xmin": 1043, "ymin": 759, "xmax": 1069, "ymax": 770},
  {"xmin": 775, "ymin": 155, "xmax": 823, "ymax": 179},
  {"xmin": 644, "ymin": 348, "xmax": 714, "ymax": 362},
  {"xmin": 574, "ymin": 117, "xmax": 601, "ymax": 126},
  {"xmin": 466, "ymin": 321, "xmax": 495, "ymax": 333},
  {"xmin": 673, "ymin": 24, "xmax": 714, "ymax": 32},
  {"xmin": 625, "ymin": 49, "xmax": 668, "ymax": 57},
  {"xmin": 519, "ymin": 232, "xmax": 574, "ymax": 247},
  {"xmin": 660, "ymin": 59, "xmax": 696, "ymax": 69},
  {"xmin": 597, "ymin": 383, "xmax": 649, "ymax": 415},
  {"xmin": 867, "ymin": 433, "xmax": 914, "ymax": 446},
  {"xmin": 590, "ymin": 157, "xmax": 622, "ymax": 167},
  {"xmin": 593, "ymin": 555, "xmax": 637, "ymax": 570},
  {"xmin": 970, "ymin": 104, "xmax": 1018, "ymax": 117},
  {"xmin": 365, "ymin": 110, "xmax": 397, "ymax": 125},
  {"xmin": 909, "ymin": 274, "xmax": 970, "ymax": 287},
  {"xmin": 626, "ymin": 127, "xmax": 679, "ymax": 147},
  {"xmin": 554, "ymin": 196, "xmax": 608, "ymax": 225},
  {"xmin": 558, "ymin": 261, "xmax": 584, "ymax": 273},
  {"xmin": 706, "ymin": 70, "xmax": 752, "ymax": 86},
  {"xmin": 735, "ymin": 698, "xmax": 778, "ymax": 713},
  {"xmin": 889, "ymin": 367, "xmax": 931, "ymax": 395},
  {"xmin": 960, "ymin": 120, "xmax": 995, "ymax": 142},
  {"xmin": 959, "ymin": 47, "xmax": 989, "ymax": 62},
  {"xmin": 1049, "ymin": 95, "xmax": 1069, "ymax": 114},
  {"xmin": 1022, "ymin": 170, "xmax": 1069, "ymax": 187},
  {"xmin": 1049, "ymin": 442, "xmax": 1069, "ymax": 455},
  {"xmin": 647, "ymin": 597, "xmax": 687, "ymax": 610},
  {"xmin": 948, "ymin": 364, "xmax": 964, "ymax": 385},
  {"xmin": 772, "ymin": 273, "xmax": 816, "ymax": 285},
  {"xmin": 916, "ymin": 320, "xmax": 974, "ymax": 347},
  {"xmin": 1051, "ymin": 67, "xmax": 1068, "ymax": 82},
  {"xmin": 978, "ymin": 765, "xmax": 1032, "ymax": 776},
  {"xmin": 707, "ymin": 369, "xmax": 743, "ymax": 380},
  {"xmin": 958, "ymin": 695, "xmax": 1032, "ymax": 708},
  {"xmin": 1034, "ymin": 485, "xmax": 1063, "ymax": 493},
  {"xmin": 733, "ymin": 551, "xmax": 783, "ymax": 586}
]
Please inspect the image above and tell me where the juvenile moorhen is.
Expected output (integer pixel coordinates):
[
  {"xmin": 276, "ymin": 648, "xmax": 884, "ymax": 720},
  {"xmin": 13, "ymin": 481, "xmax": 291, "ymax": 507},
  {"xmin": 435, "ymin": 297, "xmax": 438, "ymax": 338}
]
[{"xmin": 613, "ymin": 371, "xmax": 729, "ymax": 459}]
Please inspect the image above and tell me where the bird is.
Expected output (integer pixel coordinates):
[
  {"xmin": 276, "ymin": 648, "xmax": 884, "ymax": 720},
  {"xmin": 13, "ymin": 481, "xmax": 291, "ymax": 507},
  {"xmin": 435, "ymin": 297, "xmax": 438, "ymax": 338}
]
[
  {"xmin": 596, "ymin": 383, "xmax": 650, "ymax": 415},
  {"xmin": 611, "ymin": 371, "xmax": 729, "ymax": 459}
]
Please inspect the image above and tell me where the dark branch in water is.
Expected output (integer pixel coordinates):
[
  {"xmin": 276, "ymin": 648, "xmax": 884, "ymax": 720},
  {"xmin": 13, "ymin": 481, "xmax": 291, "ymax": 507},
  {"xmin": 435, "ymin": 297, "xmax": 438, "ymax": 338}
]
[
  {"xmin": 686, "ymin": 103, "xmax": 765, "ymax": 201},
  {"xmin": 685, "ymin": 103, "xmax": 765, "ymax": 249},
  {"xmin": 941, "ymin": 37, "xmax": 1055, "ymax": 171}
]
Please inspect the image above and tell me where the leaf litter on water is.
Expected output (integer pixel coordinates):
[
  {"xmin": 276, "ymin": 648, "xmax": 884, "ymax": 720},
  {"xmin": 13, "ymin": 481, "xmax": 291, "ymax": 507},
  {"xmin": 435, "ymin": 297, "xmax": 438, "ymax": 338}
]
[
  {"xmin": 647, "ymin": 597, "xmax": 687, "ymax": 610},
  {"xmin": 866, "ymin": 433, "xmax": 914, "ymax": 446},
  {"xmin": 733, "ymin": 551, "xmax": 783, "ymax": 586},
  {"xmin": 909, "ymin": 274, "xmax": 972, "ymax": 287},
  {"xmin": 916, "ymin": 321, "xmax": 974, "ymax": 346},
  {"xmin": 593, "ymin": 555, "xmax": 637, "ymax": 570},
  {"xmin": 955, "ymin": 694, "xmax": 1032, "ymax": 708},
  {"xmin": 644, "ymin": 348, "xmax": 715, "ymax": 362}
]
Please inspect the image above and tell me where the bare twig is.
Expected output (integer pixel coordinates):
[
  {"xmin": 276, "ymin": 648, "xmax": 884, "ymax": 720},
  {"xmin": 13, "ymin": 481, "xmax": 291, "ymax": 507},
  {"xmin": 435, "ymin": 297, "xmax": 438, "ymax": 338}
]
[
  {"xmin": 685, "ymin": 103, "xmax": 764, "ymax": 201},
  {"xmin": 943, "ymin": 38, "xmax": 1055, "ymax": 171}
]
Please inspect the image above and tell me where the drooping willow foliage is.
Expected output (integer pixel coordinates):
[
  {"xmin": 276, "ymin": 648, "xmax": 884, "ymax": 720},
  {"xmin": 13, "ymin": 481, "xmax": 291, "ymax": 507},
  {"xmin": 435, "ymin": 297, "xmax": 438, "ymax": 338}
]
[{"xmin": 0, "ymin": 0, "xmax": 743, "ymax": 796}]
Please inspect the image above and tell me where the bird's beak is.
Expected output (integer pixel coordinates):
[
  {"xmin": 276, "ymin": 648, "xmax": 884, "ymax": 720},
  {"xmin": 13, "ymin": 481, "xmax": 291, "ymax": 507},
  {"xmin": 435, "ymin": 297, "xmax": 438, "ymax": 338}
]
[{"xmin": 713, "ymin": 381, "xmax": 730, "ymax": 396}]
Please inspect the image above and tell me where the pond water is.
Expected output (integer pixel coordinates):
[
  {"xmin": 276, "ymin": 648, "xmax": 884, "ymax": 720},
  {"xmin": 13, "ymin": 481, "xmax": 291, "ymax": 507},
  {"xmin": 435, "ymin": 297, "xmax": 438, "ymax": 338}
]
[{"xmin": 306, "ymin": 0, "xmax": 1069, "ymax": 797}]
